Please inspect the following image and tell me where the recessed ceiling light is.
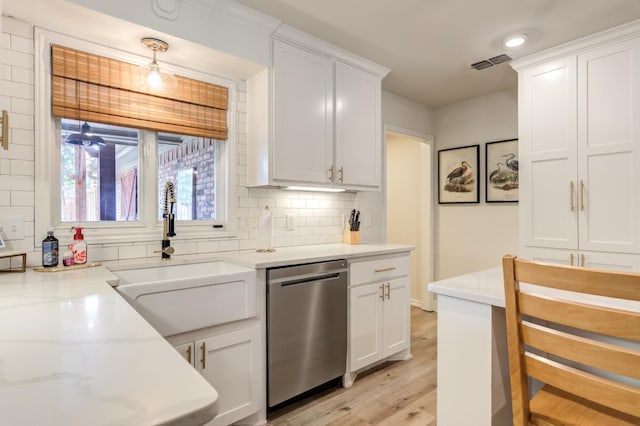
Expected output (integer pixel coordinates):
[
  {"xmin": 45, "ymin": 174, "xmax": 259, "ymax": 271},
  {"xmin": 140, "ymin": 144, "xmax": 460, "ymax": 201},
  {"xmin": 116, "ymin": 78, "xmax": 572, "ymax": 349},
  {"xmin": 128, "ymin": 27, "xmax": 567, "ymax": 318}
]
[{"xmin": 503, "ymin": 34, "xmax": 528, "ymax": 48}]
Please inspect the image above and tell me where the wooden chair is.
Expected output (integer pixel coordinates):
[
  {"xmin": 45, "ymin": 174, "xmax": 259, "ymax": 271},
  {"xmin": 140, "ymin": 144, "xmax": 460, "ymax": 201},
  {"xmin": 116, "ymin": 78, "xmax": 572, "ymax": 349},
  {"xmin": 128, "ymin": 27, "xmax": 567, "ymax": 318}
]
[{"xmin": 502, "ymin": 255, "xmax": 640, "ymax": 426}]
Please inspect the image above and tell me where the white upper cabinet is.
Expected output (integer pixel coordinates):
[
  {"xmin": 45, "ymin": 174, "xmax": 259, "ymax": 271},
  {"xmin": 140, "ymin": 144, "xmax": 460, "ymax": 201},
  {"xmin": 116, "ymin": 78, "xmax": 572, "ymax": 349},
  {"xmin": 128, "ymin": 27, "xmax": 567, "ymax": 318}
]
[
  {"xmin": 272, "ymin": 40, "xmax": 334, "ymax": 185},
  {"xmin": 247, "ymin": 25, "xmax": 389, "ymax": 191},
  {"xmin": 335, "ymin": 62, "xmax": 382, "ymax": 188},
  {"xmin": 514, "ymin": 22, "xmax": 640, "ymax": 267}
]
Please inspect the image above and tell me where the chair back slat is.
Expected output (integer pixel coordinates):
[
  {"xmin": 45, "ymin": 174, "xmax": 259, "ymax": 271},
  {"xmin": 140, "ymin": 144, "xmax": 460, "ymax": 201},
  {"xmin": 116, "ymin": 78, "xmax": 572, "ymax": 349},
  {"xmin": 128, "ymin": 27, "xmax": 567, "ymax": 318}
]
[
  {"xmin": 514, "ymin": 258, "xmax": 640, "ymax": 301},
  {"xmin": 525, "ymin": 352, "xmax": 640, "ymax": 417},
  {"xmin": 521, "ymin": 321, "xmax": 640, "ymax": 380},
  {"xmin": 518, "ymin": 292, "xmax": 640, "ymax": 340},
  {"xmin": 502, "ymin": 255, "xmax": 640, "ymax": 425}
]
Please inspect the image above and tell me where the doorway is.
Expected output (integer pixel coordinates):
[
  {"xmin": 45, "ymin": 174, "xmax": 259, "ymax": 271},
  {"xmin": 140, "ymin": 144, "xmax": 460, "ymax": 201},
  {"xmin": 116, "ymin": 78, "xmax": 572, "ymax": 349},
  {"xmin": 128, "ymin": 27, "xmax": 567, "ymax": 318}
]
[{"xmin": 385, "ymin": 128, "xmax": 435, "ymax": 311}]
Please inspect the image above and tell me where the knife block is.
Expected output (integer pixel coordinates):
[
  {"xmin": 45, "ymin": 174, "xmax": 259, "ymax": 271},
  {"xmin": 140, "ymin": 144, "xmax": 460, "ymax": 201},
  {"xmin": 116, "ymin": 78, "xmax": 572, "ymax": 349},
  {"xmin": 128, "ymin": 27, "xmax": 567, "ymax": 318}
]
[{"xmin": 343, "ymin": 224, "xmax": 360, "ymax": 245}]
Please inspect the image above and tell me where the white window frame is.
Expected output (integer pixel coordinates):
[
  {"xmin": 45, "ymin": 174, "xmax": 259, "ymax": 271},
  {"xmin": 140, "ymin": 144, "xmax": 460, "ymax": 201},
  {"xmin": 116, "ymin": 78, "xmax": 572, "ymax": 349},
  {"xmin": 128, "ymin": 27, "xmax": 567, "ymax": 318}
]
[{"xmin": 35, "ymin": 28, "xmax": 237, "ymax": 245}]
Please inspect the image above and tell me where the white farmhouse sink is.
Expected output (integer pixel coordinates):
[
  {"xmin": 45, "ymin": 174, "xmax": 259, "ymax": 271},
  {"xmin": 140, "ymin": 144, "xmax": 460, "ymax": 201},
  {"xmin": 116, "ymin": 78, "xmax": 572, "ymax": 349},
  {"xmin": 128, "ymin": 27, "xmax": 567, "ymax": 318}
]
[{"xmin": 113, "ymin": 261, "xmax": 256, "ymax": 337}]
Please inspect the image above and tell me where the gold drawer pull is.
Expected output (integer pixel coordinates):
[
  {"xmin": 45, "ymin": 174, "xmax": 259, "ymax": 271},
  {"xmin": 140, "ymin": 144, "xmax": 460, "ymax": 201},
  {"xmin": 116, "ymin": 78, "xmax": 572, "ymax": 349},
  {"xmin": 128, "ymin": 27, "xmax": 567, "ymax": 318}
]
[
  {"xmin": 385, "ymin": 282, "xmax": 390, "ymax": 300},
  {"xmin": 375, "ymin": 267, "xmax": 396, "ymax": 273},
  {"xmin": 379, "ymin": 284, "xmax": 385, "ymax": 301},
  {"xmin": 186, "ymin": 345, "xmax": 192, "ymax": 365},
  {"xmin": 580, "ymin": 180, "xmax": 585, "ymax": 211},
  {"xmin": 569, "ymin": 253, "xmax": 574, "ymax": 266}
]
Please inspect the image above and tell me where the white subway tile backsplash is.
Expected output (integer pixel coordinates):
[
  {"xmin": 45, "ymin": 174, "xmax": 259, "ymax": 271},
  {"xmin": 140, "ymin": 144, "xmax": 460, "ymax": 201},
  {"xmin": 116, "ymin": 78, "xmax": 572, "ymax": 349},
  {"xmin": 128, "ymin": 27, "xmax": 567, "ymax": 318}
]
[
  {"xmin": 10, "ymin": 160, "xmax": 34, "ymax": 176},
  {"xmin": 9, "ymin": 128, "xmax": 34, "ymax": 146},
  {"xmin": 3, "ymin": 17, "xmax": 33, "ymax": 39},
  {"xmin": 10, "ymin": 35, "xmax": 34, "ymax": 54},
  {"xmin": 11, "ymin": 66, "xmax": 34, "ymax": 85},
  {"xmin": 9, "ymin": 112, "xmax": 33, "ymax": 130},
  {"xmin": 118, "ymin": 244, "xmax": 147, "ymax": 260},
  {"xmin": 1, "ymin": 33, "xmax": 10, "ymax": 49},
  {"xmin": 0, "ymin": 159, "xmax": 10, "ymax": 174},
  {"xmin": 1, "ymin": 50, "xmax": 33, "ymax": 71},
  {"xmin": 0, "ymin": 190, "xmax": 9, "ymax": 206},
  {"xmin": 10, "ymin": 190, "xmax": 34, "ymax": 206},
  {"xmin": 1, "ymin": 80, "xmax": 34, "ymax": 99},
  {"xmin": 0, "ymin": 175, "xmax": 33, "ymax": 191},
  {"xmin": 4, "ymin": 143, "xmax": 33, "ymax": 161},
  {"xmin": 10, "ymin": 98, "xmax": 34, "ymax": 115},
  {"xmin": 1, "ymin": 64, "xmax": 10, "ymax": 81}
]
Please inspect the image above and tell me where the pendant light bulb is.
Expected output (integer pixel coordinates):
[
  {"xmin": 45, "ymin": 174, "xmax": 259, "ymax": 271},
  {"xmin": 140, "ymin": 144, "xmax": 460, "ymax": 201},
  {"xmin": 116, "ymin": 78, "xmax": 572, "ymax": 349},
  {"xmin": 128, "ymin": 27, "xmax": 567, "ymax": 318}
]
[{"xmin": 138, "ymin": 38, "xmax": 177, "ymax": 92}]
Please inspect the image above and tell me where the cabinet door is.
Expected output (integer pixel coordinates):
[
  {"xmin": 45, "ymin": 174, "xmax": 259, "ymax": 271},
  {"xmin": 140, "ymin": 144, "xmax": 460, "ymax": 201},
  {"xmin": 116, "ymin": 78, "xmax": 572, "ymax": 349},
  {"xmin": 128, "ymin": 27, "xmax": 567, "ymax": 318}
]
[
  {"xmin": 578, "ymin": 251, "xmax": 640, "ymax": 271},
  {"xmin": 381, "ymin": 276, "xmax": 410, "ymax": 358},
  {"xmin": 523, "ymin": 246, "xmax": 576, "ymax": 266},
  {"xmin": 519, "ymin": 57, "xmax": 578, "ymax": 252},
  {"xmin": 173, "ymin": 341, "xmax": 196, "ymax": 367},
  {"xmin": 349, "ymin": 282, "xmax": 383, "ymax": 372},
  {"xmin": 577, "ymin": 38, "xmax": 640, "ymax": 254},
  {"xmin": 197, "ymin": 325, "xmax": 261, "ymax": 426},
  {"xmin": 335, "ymin": 62, "xmax": 381, "ymax": 188},
  {"xmin": 272, "ymin": 40, "xmax": 334, "ymax": 185}
]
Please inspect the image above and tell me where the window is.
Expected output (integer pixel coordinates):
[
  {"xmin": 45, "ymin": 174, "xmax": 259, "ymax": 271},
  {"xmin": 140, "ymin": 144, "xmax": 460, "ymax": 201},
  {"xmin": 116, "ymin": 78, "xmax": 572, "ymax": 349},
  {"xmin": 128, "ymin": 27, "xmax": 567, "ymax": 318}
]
[{"xmin": 35, "ymin": 30, "xmax": 236, "ymax": 244}]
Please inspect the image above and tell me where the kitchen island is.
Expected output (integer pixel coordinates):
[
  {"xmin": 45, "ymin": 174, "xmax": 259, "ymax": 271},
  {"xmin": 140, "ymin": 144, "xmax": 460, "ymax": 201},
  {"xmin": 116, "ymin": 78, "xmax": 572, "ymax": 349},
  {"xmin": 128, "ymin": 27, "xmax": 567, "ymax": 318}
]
[{"xmin": 428, "ymin": 267, "xmax": 640, "ymax": 426}]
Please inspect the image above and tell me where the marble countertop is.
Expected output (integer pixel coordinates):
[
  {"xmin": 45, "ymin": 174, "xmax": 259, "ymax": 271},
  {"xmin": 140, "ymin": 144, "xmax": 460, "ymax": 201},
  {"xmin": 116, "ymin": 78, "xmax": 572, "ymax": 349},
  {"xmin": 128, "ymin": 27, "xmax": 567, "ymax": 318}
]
[
  {"xmin": 0, "ymin": 267, "xmax": 218, "ymax": 425},
  {"xmin": 428, "ymin": 267, "xmax": 640, "ymax": 312},
  {"xmin": 0, "ymin": 243, "xmax": 412, "ymax": 424}
]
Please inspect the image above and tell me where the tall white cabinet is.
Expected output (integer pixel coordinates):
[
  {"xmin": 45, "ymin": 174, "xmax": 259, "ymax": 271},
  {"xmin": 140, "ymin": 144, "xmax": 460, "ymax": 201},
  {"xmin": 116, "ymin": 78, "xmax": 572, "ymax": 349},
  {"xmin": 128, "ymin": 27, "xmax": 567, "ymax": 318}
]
[
  {"xmin": 513, "ymin": 23, "xmax": 640, "ymax": 270},
  {"xmin": 247, "ymin": 25, "xmax": 388, "ymax": 191}
]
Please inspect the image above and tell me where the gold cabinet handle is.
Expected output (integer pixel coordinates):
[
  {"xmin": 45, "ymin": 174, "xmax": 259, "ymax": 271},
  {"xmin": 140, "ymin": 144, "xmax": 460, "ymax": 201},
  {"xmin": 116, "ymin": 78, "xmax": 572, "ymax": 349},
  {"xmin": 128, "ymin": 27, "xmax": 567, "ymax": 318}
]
[
  {"xmin": 375, "ymin": 267, "xmax": 396, "ymax": 273},
  {"xmin": 569, "ymin": 253, "xmax": 574, "ymax": 266},
  {"xmin": 580, "ymin": 180, "xmax": 585, "ymax": 211},
  {"xmin": 329, "ymin": 165, "xmax": 334, "ymax": 182},
  {"xmin": 200, "ymin": 342, "xmax": 206, "ymax": 369},
  {"xmin": 379, "ymin": 284, "xmax": 385, "ymax": 301},
  {"xmin": 385, "ymin": 282, "xmax": 390, "ymax": 300},
  {"xmin": 1, "ymin": 110, "xmax": 8, "ymax": 151},
  {"xmin": 339, "ymin": 166, "xmax": 344, "ymax": 183},
  {"xmin": 186, "ymin": 344, "xmax": 192, "ymax": 365},
  {"xmin": 581, "ymin": 254, "xmax": 585, "ymax": 267},
  {"xmin": 570, "ymin": 181, "xmax": 575, "ymax": 211}
]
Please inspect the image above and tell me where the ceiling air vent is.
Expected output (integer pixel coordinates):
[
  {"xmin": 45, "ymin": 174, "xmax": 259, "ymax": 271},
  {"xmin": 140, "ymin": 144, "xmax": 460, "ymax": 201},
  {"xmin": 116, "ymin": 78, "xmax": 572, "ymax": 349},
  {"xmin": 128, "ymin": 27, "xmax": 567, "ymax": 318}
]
[{"xmin": 470, "ymin": 53, "xmax": 513, "ymax": 70}]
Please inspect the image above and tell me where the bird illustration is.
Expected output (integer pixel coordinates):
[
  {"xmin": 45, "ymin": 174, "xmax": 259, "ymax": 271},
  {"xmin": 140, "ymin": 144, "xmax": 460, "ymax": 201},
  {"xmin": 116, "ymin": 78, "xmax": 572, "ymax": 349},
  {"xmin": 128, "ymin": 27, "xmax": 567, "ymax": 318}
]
[
  {"xmin": 489, "ymin": 163, "xmax": 506, "ymax": 182},
  {"xmin": 447, "ymin": 161, "xmax": 472, "ymax": 182},
  {"xmin": 503, "ymin": 153, "xmax": 518, "ymax": 172}
]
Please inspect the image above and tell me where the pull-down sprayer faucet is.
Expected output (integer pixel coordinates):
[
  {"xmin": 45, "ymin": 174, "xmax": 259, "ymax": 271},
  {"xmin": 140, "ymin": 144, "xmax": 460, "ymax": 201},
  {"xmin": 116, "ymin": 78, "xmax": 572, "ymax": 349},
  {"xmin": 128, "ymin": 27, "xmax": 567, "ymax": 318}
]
[{"xmin": 161, "ymin": 181, "xmax": 176, "ymax": 259}]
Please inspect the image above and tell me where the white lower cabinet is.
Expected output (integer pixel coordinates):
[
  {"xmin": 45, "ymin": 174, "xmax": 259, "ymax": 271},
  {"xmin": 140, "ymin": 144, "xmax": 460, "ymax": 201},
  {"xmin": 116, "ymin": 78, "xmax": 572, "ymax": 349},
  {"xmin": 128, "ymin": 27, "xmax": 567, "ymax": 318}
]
[
  {"xmin": 524, "ymin": 247, "xmax": 640, "ymax": 271},
  {"xmin": 173, "ymin": 324, "xmax": 261, "ymax": 426},
  {"xmin": 348, "ymin": 255, "xmax": 411, "ymax": 376}
]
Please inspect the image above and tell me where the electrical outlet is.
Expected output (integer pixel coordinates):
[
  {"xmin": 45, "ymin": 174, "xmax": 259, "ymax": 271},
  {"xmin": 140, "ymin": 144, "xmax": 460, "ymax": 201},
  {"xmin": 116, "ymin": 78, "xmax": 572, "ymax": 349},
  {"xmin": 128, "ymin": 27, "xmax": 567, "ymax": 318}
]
[{"xmin": 0, "ymin": 218, "xmax": 24, "ymax": 240}]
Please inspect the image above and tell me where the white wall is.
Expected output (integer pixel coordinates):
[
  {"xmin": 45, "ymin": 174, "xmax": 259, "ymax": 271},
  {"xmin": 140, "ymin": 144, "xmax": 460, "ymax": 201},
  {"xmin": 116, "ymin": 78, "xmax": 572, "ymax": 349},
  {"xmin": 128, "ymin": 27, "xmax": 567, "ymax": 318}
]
[
  {"xmin": 356, "ymin": 90, "xmax": 434, "ymax": 243},
  {"xmin": 0, "ymin": 16, "xmax": 356, "ymax": 267},
  {"xmin": 433, "ymin": 88, "xmax": 518, "ymax": 279}
]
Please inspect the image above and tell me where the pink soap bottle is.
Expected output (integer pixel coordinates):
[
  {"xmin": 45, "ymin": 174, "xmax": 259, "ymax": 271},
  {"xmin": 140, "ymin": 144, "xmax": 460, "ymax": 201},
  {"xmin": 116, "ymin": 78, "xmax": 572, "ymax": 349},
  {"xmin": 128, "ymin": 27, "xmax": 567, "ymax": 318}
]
[{"xmin": 71, "ymin": 227, "xmax": 87, "ymax": 264}]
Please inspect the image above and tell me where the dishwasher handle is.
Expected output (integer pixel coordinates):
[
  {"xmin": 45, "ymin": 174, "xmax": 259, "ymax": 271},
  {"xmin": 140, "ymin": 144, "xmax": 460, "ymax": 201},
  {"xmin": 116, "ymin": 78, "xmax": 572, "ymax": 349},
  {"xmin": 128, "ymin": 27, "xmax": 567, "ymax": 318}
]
[{"xmin": 274, "ymin": 272, "xmax": 343, "ymax": 287}]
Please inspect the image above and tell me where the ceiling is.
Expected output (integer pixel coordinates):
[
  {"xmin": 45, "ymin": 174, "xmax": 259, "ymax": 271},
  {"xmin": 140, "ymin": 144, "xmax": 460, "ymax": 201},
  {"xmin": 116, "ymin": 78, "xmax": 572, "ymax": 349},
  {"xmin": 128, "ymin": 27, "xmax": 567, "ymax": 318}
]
[{"xmin": 234, "ymin": 0, "xmax": 640, "ymax": 107}]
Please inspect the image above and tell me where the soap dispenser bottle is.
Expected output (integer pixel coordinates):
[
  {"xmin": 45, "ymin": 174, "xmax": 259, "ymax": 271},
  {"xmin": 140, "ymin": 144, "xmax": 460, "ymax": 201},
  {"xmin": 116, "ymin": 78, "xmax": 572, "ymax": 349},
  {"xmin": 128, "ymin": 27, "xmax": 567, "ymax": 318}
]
[
  {"xmin": 42, "ymin": 228, "xmax": 59, "ymax": 267},
  {"xmin": 71, "ymin": 227, "xmax": 87, "ymax": 264}
]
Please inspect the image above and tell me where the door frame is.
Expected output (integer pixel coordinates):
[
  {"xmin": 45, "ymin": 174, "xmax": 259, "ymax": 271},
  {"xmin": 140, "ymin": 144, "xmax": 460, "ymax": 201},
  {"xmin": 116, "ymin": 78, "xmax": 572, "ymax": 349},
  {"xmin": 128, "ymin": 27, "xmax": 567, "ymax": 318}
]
[{"xmin": 383, "ymin": 124, "xmax": 435, "ymax": 311}]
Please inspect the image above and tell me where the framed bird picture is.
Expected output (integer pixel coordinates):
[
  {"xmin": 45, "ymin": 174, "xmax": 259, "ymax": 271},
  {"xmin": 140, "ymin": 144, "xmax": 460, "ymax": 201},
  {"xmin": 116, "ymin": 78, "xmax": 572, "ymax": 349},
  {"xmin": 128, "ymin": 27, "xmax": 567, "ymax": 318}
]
[
  {"xmin": 485, "ymin": 138, "xmax": 518, "ymax": 202},
  {"xmin": 438, "ymin": 144, "xmax": 480, "ymax": 204}
]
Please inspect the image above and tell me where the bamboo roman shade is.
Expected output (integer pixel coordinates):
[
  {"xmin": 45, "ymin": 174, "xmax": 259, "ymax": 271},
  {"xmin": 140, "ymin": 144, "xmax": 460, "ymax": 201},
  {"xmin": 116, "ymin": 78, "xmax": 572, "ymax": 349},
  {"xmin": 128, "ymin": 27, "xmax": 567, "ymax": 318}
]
[{"xmin": 51, "ymin": 44, "xmax": 228, "ymax": 140}]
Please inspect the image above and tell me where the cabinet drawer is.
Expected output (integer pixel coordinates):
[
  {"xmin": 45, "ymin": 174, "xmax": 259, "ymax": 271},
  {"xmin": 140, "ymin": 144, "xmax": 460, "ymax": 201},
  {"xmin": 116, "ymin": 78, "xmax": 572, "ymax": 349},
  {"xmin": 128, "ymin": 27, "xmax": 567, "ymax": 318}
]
[{"xmin": 349, "ymin": 255, "xmax": 410, "ymax": 286}]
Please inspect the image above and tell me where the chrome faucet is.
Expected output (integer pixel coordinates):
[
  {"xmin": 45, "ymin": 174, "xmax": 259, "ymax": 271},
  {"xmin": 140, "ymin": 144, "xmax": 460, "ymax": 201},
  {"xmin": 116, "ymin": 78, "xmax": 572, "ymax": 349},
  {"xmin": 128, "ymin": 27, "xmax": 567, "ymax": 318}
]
[{"xmin": 161, "ymin": 181, "xmax": 176, "ymax": 259}]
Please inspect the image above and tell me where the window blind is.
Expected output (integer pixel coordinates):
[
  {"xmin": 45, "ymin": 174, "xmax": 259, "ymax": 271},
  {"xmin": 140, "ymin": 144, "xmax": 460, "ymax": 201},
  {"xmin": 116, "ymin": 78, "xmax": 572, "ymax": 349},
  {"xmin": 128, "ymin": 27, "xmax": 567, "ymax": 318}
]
[{"xmin": 51, "ymin": 44, "xmax": 228, "ymax": 140}]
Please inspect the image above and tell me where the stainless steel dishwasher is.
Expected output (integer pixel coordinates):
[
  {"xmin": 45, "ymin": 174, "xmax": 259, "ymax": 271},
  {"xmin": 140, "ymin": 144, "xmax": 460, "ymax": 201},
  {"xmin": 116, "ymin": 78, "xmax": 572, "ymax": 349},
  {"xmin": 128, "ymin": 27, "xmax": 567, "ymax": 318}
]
[{"xmin": 267, "ymin": 259, "xmax": 347, "ymax": 407}]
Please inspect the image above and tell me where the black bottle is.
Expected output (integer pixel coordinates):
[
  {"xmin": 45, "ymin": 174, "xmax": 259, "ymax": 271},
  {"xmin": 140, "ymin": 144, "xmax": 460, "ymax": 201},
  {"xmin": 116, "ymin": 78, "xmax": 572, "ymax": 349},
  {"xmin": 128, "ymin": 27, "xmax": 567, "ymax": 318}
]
[{"xmin": 42, "ymin": 228, "xmax": 59, "ymax": 267}]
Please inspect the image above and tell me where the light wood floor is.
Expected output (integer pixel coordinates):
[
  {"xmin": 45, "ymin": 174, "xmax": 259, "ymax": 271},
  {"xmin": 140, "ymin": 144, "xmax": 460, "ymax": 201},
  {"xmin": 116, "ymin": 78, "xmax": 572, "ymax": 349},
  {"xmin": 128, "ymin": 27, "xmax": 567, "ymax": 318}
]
[{"xmin": 267, "ymin": 307, "xmax": 438, "ymax": 425}]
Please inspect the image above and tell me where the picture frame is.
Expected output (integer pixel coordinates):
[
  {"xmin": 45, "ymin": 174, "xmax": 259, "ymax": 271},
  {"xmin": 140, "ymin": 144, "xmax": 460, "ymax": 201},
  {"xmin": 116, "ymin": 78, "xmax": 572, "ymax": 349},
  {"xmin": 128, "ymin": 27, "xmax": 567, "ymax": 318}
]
[
  {"xmin": 485, "ymin": 138, "xmax": 518, "ymax": 203},
  {"xmin": 438, "ymin": 144, "xmax": 480, "ymax": 204}
]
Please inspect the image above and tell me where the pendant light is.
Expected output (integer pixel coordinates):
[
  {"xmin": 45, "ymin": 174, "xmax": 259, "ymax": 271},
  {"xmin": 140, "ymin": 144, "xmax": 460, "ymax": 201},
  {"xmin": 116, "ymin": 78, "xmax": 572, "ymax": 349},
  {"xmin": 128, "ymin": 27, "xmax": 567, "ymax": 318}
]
[
  {"xmin": 64, "ymin": 122, "xmax": 105, "ymax": 147},
  {"xmin": 137, "ymin": 37, "xmax": 177, "ymax": 93}
]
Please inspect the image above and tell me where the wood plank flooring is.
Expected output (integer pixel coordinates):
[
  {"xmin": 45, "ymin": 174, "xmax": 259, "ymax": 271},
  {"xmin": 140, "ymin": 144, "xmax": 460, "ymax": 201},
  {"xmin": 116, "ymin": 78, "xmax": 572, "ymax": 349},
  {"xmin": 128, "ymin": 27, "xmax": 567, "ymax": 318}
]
[{"xmin": 267, "ymin": 307, "xmax": 438, "ymax": 425}]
